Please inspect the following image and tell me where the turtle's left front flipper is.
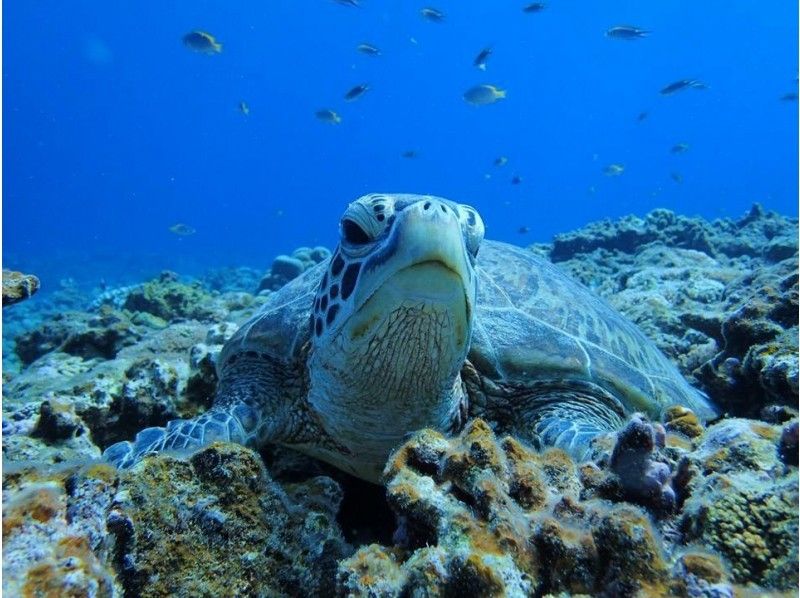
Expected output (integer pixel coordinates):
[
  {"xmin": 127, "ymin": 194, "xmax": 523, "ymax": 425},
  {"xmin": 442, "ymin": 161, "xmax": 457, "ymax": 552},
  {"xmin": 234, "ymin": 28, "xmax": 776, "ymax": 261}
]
[{"xmin": 103, "ymin": 405, "xmax": 257, "ymax": 469}]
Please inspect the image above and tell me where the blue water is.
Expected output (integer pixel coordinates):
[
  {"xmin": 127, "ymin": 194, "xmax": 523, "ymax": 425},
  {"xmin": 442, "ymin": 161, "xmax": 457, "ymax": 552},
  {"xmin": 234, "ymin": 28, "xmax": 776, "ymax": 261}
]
[{"xmin": 4, "ymin": 1, "xmax": 798, "ymax": 292}]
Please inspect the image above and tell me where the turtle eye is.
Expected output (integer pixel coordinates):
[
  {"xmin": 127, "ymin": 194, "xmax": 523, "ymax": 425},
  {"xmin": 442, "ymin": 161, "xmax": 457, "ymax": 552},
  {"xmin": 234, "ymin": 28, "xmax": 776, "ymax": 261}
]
[
  {"xmin": 341, "ymin": 218, "xmax": 371, "ymax": 245},
  {"xmin": 458, "ymin": 205, "xmax": 484, "ymax": 257}
]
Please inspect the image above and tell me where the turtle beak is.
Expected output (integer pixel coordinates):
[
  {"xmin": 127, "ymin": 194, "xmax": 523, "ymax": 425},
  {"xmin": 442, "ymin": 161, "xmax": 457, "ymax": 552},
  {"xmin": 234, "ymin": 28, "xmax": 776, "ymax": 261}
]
[{"xmin": 354, "ymin": 197, "xmax": 475, "ymax": 317}]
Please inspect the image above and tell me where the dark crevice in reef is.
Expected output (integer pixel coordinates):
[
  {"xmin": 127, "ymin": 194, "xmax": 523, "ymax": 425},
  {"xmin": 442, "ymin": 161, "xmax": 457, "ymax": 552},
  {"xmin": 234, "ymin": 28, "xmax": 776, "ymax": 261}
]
[
  {"xmin": 329, "ymin": 468, "xmax": 396, "ymax": 546},
  {"xmin": 260, "ymin": 445, "xmax": 397, "ymax": 547}
]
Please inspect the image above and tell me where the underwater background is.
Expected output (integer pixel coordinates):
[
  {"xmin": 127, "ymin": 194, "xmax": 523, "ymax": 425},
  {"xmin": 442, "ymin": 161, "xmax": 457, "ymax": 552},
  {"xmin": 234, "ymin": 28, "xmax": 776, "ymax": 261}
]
[{"xmin": 3, "ymin": 0, "xmax": 798, "ymax": 292}]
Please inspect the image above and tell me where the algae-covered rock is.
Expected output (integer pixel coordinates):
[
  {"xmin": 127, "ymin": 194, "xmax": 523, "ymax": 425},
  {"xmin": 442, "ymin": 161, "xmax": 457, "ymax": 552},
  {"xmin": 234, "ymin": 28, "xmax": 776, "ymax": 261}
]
[
  {"xmin": 2, "ymin": 462, "xmax": 122, "ymax": 597},
  {"xmin": 546, "ymin": 204, "xmax": 798, "ymax": 418},
  {"xmin": 123, "ymin": 271, "xmax": 218, "ymax": 322},
  {"xmin": 258, "ymin": 246, "xmax": 331, "ymax": 292},
  {"xmin": 679, "ymin": 419, "xmax": 799, "ymax": 589},
  {"xmin": 2, "ymin": 269, "xmax": 40, "ymax": 306},
  {"xmin": 109, "ymin": 442, "xmax": 351, "ymax": 597},
  {"xmin": 337, "ymin": 418, "xmax": 730, "ymax": 597}
]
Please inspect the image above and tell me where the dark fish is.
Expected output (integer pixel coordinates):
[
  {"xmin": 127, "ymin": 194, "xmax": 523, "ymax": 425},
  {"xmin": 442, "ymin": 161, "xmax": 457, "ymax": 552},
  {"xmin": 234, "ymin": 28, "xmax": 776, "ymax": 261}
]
[
  {"xmin": 344, "ymin": 84, "xmax": 369, "ymax": 101},
  {"xmin": 169, "ymin": 223, "xmax": 196, "ymax": 236},
  {"xmin": 670, "ymin": 172, "xmax": 683, "ymax": 183},
  {"xmin": 511, "ymin": 175, "xmax": 522, "ymax": 185},
  {"xmin": 474, "ymin": 47, "xmax": 492, "ymax": 71},
  {"xmin": 401, "ymin": 150, "xmax": 418, "ymax": 159},
  {"xmin": 316, "ymin": 109, "xmax": 342, "ymax": 124},
  {"xmin": 606, "ymin": 25, "xmax": 650, "ymax": 39},
  {"xmin": 660, "ymin": 79, "xmax": 707, "ymax": 95},
  {"xmin": 356, "ymin": 43, "xmax": 381, "ymax": 56},
  {"xmin": 420, "ymin": 7, "xmax": 445, "ymax": 22},
  {"xmin": 522, "ymin": 3, "xmax": 546, "ymax": 13},
  {"xmin": 494, "ymin": 156, "xmax": 509, "ymax": 167},
  {"xmin": 518, "ymin": 226, "xmax": 531, "ymax": 234},
  {"xmin": 464, "ymin": 84, "xmax": 506, "ymax": 105},
  {"xmin": 183, "ymin": 31, "xmax": 222, "ymax": 54},
  {"xmin": 637, "ymin": 111, "xmax": 648, "ymax": 122},
  {"xmin": 780, "ymin": 92, "xmax": 798, "ymax": 101},
  {"xmin": 670, "ymin": 143, "xmax": 689, "ymax": 154}
]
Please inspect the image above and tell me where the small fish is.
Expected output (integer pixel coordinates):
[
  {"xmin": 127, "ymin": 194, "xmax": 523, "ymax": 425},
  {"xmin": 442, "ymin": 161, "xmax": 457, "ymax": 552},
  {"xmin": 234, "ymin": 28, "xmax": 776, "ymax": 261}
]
[
  {"xmin": 522, "ymin": 3, "xmax": 546, "ymax": 13},
  {"xmin": 780, "ymin": 92, "xmax": 798, "ymax": 101},
  {"xmin": 606, "ymin": 25, "xmax": 650, "ymax": 39},
  {"xmin": 670, "ymin": 172, "xmax": 683, "ymax": 183},
  {"xmin": 637, "ymin": 111, "xmax": 648, "ymax": 122},
  {"xmin": 356, "ymin": 43, "xmax": 381, "ymax": 56},
  {"xmin": 420, "ymin": 7, "xmax": 445, "ymax": 22},
  {"xmin": 671, "ymin": 142, "xmax": 689, "ymax": 154},
  {"xmin": 183, "ymin": 31, "xmax": 222, "ymax": 54},
  {"xmin": 518, "ymin": 226, "xmax": 531, "ymax": 234},
  {"xmin": 474, "ymin": 47, "xmax": 493, "ymax": 71},
  {"xmin": 603, "ymin": 163, "xmax": 625, "ymax": 176},
  {"xmin": 511, "ymin": 175, "xmax": 522, "ymax": 185},
  {"xmin": 170, "ymin": 223, "xmax": 196, "ymax": 236},
  {"xmin": 660, "ymin": 79, "xmax": 707, "ymax": 95},
  {"xmin": 464, "ymin": 84, "xmax": 506, "ymax": 106},
  {"xmin": 334, "ymin": 0, "xmax": 360, "ymax": 7},
  {"xmin": 494, "ymin": 156, "xmax": 509, "ymax": 167},
  {"xmin": 239, "ymin": 101, "xmax": 250, "ymax": 116},
  {"xmin": 344, "ymin": 84, "xmax": 369, "ymax": 101},
  {"xmin": 316, "ymin": 109, "xmax": 342, "ymax": 124},
  {"xmin": 401, "ymin": 150, "xmax": 418, "ymax": 159}
]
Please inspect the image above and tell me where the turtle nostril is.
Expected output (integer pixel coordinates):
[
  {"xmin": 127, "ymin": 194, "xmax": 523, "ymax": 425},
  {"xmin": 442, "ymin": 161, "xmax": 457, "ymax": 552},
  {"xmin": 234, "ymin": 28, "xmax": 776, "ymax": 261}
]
[
  {"xmin": 423, "ymin": 201, "xmax": 431, "ymax": 210},
  {"xmin": 440, "ymin": 204, "xmax": 447, "ymax": 213}
]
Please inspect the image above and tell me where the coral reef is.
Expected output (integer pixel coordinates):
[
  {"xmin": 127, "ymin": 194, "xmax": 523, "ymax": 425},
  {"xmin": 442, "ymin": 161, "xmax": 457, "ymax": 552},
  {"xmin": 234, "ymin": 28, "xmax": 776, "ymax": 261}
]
[
  {"xmin": 108, "ymin": 443, "xmax": 351, "ymax": 597},
  {"xmin": 544, "ymin": 204, "xmax": 798, "ymax": 418},
  {"xmin": 3, "ymin": 221, "xmax": 798, "ymax": 596},
  {"xmin": 258, "ymin": 246, "xmax": 331, "ymax": 292},
  {"xmin": 2, "ymin": 269, "xmax": 40, "ymax": 306},
  {"xmin": 337, "ymin": 418, "xmax": 762, "ymax": 596},
  {"xmin": 122, "ymin": 271, "xmax": 220, "ymax": 322},
  {"xmin": 2, "ymin": 462, "xmax": 121, "ymax": 597},
  {"xmin": 2, "ymin": 444, "xmax": 353, "ymax": 597}
]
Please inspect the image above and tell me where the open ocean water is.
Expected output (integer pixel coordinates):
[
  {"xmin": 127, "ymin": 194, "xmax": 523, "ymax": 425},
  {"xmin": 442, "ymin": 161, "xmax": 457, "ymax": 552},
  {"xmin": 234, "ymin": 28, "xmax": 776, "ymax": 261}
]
[{"xmin": 3, "ymin": 1, "xmax": 797, "ymax": 290}]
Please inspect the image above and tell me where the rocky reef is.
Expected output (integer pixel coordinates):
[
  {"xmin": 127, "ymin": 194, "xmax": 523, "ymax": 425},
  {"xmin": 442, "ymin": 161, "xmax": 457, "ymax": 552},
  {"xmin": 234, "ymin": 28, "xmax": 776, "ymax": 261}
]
[
  {"xmin": 2, "ymin": 206, "xmax": 797, "ymax": 596},
  {"xmin": 542, "ymin": 204, "xmax": 798, "ymax": 419},
  {"xmin": 258, "ymin": 246, "xmax": 331, "ymax": 292},
  {"xmin": 338, "ymin": 414, "xmax": 797, "ymax": 596},
  {"xmin": 2, "ymin": 269, "xmax": 40, "ymax": 306}
]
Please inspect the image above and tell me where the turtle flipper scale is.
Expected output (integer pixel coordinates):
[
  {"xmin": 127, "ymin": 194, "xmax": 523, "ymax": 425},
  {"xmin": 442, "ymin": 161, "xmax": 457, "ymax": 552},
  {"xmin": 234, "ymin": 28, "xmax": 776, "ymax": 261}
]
[
  {"xmin": 103, "ymin": 406, "xmax": 254, "ymax": 469},
  {"xmin": 532, "ymin": 413, "xmax": 612, "ymax": 462}
]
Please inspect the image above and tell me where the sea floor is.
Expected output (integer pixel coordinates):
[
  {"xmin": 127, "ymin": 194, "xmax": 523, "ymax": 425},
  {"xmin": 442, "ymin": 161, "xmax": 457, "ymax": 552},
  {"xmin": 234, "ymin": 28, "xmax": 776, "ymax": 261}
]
[{"xmin": 2, "ymin": 204, "xmax": 798, "ymax": 596}]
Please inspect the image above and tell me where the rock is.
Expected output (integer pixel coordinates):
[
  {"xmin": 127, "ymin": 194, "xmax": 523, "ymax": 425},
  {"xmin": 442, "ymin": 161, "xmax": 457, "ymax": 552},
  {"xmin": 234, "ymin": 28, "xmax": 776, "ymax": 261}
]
[
  {"xmin": 679, "ymin": 419, "xmax": 798, "ymax": 589},
  {"xmin": 258, "ymin": 245, "xmax": 332, "ymax": 292},
  {"xmin": 338, "ymin": 418, "xmax": 741, "ymax": 596},
  {"xmin": 2, "ymin": 269, "xmax": 40, "ymax": 306},
  {"xmin": 544, "ymin": 205, "xmax": 798, "ymax": 418},
  {"xmin": 270, "ymin": 255, "xmax": 305, "ymax": 280},
  {"xmin": 108, "ymin": 443, "xmax": 351, "ymax": 597},
  {"xmin": 2, "ymin": 462, "xmax": 121, "ymax": 597},
  {"xmin": 123, "ymin": 272, "xmax": 218, "ymax": 322}
]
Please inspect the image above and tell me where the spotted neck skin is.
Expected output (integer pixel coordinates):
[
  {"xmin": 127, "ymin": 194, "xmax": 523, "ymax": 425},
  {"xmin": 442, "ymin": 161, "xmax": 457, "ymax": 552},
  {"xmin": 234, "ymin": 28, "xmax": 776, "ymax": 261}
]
[{"xmin": 306, "ymin": 193, "xmax": 485, "ymax": 481}]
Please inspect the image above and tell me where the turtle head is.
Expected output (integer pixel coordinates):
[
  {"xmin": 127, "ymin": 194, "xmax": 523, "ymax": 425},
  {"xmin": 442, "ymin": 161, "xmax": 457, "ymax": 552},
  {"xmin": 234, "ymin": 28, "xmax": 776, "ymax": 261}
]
[
  {"xmin": 307, "ymin": 194, "xmax": 484, "ymax": 473},
  {"xmin": 311, "ymin": 193, "xmax": 483, "ymax": 352}
]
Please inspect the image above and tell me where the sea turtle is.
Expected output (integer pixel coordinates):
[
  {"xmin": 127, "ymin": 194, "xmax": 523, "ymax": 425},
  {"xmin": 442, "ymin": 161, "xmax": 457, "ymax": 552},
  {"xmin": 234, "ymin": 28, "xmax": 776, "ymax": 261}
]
[{"xmin": 104, "ymin": 193, "xmax": 716, "ymax": 481}]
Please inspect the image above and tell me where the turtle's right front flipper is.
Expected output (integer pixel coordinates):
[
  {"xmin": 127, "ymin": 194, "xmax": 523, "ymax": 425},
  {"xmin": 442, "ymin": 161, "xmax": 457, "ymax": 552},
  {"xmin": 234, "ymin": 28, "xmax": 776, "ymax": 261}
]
[{"xmin": 103, "ymin": 404, "xmax": 260, "ymax": 469}]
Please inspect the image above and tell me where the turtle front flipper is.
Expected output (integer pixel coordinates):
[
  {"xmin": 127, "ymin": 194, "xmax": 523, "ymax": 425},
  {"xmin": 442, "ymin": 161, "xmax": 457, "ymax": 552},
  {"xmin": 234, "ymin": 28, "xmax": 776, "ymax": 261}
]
[
  {"xmin": 103, "ymin": 404, "xmax": 259, "ymax": 469},
  {"xmin": 482, "ymin": 380, "xmax": 628, "ymax": 462}
]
